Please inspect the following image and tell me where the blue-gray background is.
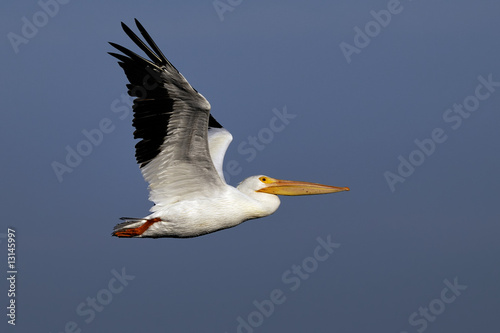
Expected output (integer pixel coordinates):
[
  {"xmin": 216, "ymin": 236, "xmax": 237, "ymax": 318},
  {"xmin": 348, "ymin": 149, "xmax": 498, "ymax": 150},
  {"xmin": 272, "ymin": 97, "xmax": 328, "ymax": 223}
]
[{"xmin": 1, "ymin": 1, "xmax": 499, "ymax": 332}]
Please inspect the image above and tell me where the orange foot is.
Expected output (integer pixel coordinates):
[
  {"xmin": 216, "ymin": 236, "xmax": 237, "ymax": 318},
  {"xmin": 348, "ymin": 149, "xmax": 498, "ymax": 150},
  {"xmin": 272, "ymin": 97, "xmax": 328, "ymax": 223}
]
[{"xmin": 113, "ymin": 218, "xmax": 162, "ymax": 237}]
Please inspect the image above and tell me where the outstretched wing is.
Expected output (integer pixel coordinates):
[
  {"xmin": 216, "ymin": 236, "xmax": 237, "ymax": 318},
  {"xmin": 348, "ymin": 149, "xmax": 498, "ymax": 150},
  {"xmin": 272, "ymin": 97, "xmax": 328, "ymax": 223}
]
[{"xmin": 109, "ymin": 19, "xmax": 231, "ymax": 212}]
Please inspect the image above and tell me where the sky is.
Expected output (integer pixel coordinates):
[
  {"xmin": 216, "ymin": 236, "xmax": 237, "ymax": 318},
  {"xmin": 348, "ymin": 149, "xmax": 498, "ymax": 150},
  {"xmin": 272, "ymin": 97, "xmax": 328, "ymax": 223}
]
[{"xmin": 1, "ymin": 0, "xmax": 499, "ymax": 332}]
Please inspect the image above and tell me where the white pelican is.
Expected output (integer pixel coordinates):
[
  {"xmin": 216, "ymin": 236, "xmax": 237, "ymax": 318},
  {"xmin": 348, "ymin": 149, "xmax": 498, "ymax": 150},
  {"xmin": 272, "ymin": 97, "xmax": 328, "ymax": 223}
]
[{"xmin": 109, "ymin": 19, "xmax": 349, "ymax": 238}]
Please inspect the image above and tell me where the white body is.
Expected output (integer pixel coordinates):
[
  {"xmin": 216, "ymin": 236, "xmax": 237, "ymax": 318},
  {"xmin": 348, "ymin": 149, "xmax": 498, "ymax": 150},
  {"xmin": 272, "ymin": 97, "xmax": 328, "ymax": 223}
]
[{"xmin": 142, "ymin": 181, "xmax": 281, "ymax": 237}]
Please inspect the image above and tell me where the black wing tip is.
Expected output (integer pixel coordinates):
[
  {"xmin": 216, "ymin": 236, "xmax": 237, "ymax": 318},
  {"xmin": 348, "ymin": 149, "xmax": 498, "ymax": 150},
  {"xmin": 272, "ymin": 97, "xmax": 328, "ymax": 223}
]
[
  {"xmin": 108, "ymin": 42, "xmax": 129, "ymax": 53},
  {"xmin": 120, "ymin": 22, "xmax": 134, "ymax": 37},
  {"xmin": 108, "ymin": 41, "xmax": 120, "ymax": 49},
  {"xmin": 134, "ymin": 18, "xmax": 145, "ymax": 30},
  {"xmin": 119, "ymin": 18, "xmax": 143, "ymax": 31},
  {"xmin": 113, "ymin": 19, "xmax": 167, "ymax": 68},
  {"xmin": 208, "ymin": 115, "xmax": 224, "ymax": 129},
  {"xmin": 107, "ymin": 51, "xmax": 123, "ymax": 61},
  {"xmin": 130, "ymin": 19, "xmax": 174, "ymax": 70}
]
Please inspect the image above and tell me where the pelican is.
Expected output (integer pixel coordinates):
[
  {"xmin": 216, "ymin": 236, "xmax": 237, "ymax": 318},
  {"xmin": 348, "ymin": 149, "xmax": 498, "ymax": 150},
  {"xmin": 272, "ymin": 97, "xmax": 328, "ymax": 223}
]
[{"xmin": 109, "ymin": 19, "xmax": 349, "ymax": 238}]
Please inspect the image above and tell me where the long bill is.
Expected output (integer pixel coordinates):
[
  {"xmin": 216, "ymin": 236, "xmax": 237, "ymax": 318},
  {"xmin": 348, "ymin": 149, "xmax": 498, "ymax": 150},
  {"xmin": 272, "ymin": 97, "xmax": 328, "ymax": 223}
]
[{"xmin": 256, "ymin": 178, "xmax": 350, "ymax": 196}]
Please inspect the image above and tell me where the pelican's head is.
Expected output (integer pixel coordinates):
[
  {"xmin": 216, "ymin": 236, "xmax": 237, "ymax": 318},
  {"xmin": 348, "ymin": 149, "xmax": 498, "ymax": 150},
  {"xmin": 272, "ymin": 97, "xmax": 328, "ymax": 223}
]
[
  {"xmin": 236, "ymin": 175, "xmax": 349, "ymax": 219},
  {"xmin": 238, "ymin": 175, "xmax": 349, "ymax": 196}
]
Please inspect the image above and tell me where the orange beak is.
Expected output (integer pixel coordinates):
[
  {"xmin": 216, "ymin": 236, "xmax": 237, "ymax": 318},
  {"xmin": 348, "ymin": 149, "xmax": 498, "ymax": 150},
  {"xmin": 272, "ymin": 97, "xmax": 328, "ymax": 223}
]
[{"xmin": 256, "ymin": 177, "xmax": 349, "ymax": 196}]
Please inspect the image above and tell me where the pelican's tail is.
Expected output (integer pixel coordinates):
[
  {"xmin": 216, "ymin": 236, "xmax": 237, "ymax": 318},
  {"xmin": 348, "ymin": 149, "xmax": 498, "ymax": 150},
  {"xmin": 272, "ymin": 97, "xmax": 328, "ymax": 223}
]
[{"xmin": 112, "ymin": 217, "xmax": 161, "ymax": 238}]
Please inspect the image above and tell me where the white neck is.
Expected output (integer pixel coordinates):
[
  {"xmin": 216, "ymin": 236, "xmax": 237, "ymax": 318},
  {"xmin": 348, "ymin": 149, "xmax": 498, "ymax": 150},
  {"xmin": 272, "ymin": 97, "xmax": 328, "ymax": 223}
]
[{"xmin": 235, "ymin": 183, "xmax": 281, "ymax": 219}]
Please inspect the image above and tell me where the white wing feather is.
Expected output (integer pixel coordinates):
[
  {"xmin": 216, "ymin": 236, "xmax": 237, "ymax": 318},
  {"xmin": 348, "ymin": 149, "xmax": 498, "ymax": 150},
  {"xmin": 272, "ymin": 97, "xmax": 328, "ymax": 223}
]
[{"xmin": 207, "ymin": 127, "xmax": 233, "ymax": 184}]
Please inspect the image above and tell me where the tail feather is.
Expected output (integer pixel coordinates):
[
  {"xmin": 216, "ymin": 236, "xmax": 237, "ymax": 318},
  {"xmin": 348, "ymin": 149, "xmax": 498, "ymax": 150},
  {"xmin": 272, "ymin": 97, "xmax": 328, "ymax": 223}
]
[
  {"xmin": 114, "ymin": 217, "xmax": 147, "ymax": 230},
  {"xmin": 112, "ymin": 217, "xmax": 161, "ymax": 237}
]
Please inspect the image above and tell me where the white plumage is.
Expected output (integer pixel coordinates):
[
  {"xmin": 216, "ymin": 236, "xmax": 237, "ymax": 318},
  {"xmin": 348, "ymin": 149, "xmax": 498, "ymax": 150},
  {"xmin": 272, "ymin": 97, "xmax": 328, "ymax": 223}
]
[{"xmin": 109, "ymin": 19, "xmax": 349, "ymax": 238}]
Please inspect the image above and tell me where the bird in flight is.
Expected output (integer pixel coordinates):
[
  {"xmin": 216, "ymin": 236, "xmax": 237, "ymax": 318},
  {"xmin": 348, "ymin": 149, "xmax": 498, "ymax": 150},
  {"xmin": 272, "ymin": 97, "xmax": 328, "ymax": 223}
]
[{"xmin": 108, "ymin": 19, "xmax": 349, "ymax": 238}]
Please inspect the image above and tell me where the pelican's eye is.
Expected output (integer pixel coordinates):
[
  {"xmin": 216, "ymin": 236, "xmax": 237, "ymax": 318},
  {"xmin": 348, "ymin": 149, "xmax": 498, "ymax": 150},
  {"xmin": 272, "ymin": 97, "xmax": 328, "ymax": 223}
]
[{"xmin": 259, "ymin": 176, "xmax": 273, "ymax": 183}]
